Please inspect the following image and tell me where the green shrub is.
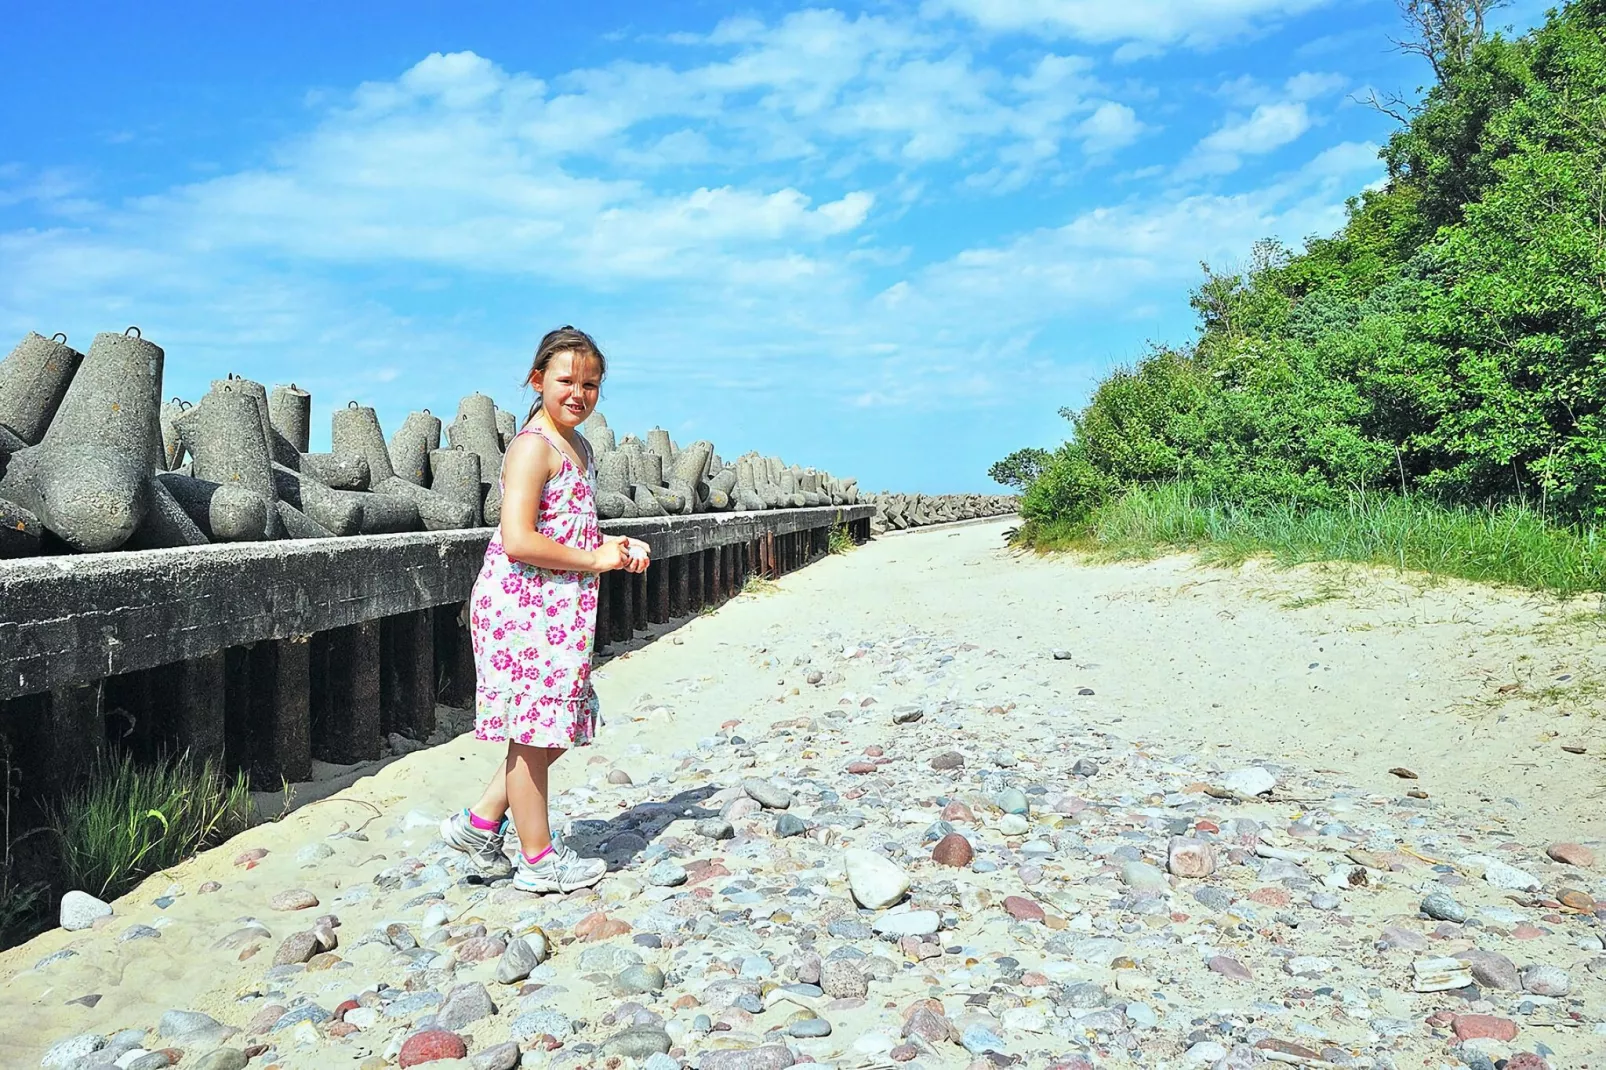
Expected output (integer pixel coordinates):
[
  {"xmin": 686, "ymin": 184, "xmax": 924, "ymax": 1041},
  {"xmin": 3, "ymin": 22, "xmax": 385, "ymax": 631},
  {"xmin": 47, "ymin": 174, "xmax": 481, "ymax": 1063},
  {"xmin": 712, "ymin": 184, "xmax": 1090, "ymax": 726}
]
[{"xmin": 993, "ymin": 0, "xmax": 1606, "ymax": 546}]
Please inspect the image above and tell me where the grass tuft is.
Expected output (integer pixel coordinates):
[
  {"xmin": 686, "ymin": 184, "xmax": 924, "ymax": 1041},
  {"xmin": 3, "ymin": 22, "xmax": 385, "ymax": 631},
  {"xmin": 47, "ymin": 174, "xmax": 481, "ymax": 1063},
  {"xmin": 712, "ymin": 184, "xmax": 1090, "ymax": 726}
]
[
  {"xmin": 827, "ymin": 523, "xmax": 856, "ymax": 555},
  {"xmin": 1016, "ymin": 482, "xmax": 1606, "ymax": 597},
  {"xmin": 47, "ymin": 750, "xmax": 254, "ymax": 901}
]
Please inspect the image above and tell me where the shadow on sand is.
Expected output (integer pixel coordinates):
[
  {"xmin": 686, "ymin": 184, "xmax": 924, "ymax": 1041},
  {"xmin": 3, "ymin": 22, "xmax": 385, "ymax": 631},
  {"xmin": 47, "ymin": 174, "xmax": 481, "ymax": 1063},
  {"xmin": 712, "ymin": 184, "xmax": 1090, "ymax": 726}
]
[{"xmin": 563, "ymin": 785, "xmax": 722, "ymax": 872}]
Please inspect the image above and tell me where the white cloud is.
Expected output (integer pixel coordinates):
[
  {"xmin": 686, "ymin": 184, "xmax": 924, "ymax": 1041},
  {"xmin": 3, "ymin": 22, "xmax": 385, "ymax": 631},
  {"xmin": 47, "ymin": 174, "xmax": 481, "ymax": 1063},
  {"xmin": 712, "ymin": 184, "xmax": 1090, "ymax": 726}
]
[
  {"xmin": 926, "ymin": 0, "xmax": 1335, "ymax": 50},
  {"xmin": 871, "ymin": 137, "xmax": 1386, "ymax": 339},
  {"xmin": 1076, "ymin": 101, "xmax": 1147, "ymax": 154},
  {"xmin": 1181, "ymin": 100, "xmax": 1313, "ymax": 176}
]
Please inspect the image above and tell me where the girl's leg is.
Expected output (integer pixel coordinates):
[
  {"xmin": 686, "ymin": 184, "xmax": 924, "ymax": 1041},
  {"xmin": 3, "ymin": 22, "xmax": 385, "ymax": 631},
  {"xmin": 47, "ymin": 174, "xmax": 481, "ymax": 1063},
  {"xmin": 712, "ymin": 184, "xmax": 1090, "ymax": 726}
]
[
  {"xmin": 506, "ymin": 742, "xmax": 558, "ymax": 859},
  {"xmin": 469, "ymin": 748, "xmax": 563, "ymax": 826}
]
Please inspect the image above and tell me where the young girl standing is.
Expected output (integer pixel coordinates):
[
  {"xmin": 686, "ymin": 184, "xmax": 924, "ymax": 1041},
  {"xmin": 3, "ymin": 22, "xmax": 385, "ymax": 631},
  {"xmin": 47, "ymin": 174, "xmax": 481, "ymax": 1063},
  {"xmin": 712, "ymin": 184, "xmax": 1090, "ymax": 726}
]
[{"xmin": 440, "ymin": 326, "xmax": 649, "ymax": 893}]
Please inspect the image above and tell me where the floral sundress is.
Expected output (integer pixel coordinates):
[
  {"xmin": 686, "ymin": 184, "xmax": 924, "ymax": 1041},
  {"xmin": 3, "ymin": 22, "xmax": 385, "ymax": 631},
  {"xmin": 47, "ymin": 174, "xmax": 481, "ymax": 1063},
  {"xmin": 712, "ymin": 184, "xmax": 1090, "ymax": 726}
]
[{"xmin": 470, "ymin": 423, "xmax": 603, "ymax": 748}]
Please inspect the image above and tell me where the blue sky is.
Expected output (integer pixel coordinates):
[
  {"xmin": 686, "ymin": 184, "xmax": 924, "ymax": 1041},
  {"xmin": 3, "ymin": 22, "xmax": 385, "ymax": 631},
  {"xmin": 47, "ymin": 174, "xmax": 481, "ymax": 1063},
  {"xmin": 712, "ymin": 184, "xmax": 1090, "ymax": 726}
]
[{"xmin": 0, "ymin": 1, "xmax": 1550, "ymax": 492}]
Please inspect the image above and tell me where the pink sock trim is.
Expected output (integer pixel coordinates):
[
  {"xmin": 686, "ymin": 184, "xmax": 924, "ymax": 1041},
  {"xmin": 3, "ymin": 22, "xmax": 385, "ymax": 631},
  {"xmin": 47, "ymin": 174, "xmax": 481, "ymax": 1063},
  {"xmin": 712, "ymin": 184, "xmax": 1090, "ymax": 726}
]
[
  {"xmin": 466, "ymin": 809, "xmax": 501, "ymax": 831},
  {"xmin": 522, "ymin": 845, "xmax": 554, "ymax": 865}
]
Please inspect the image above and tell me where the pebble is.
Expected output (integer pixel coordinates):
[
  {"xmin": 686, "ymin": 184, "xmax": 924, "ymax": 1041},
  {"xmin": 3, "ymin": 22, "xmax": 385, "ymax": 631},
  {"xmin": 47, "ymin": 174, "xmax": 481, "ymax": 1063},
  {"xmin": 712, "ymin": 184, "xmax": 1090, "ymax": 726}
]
[
  {"xmin": 471, "ymin": 1042, "xmax": 521, "ymax": 1070},
  {"xmin": 699, "ymin": 1047, "xmax": 799, "ymax": 1070},
  {"xmin": 1547, "ymin": 842, "xmax": 1594, "ymax": 867},
  {"xmin": 742, "ymin": 777, "xmax": 793, "ymax": 810},
  {"xmin": 1120, "ymin": 860, "xmax": 1167, "ymax": 890},
  {"xmin": 436, "ymin": 982, "xmax": 497, "ymax": 1030},
  {"xmin": 189, "ymin": 1051, "xmax": 249, "ymax": 1070},
  {"xmin": 495, "ymin": 931, "xmax": 550, "ymax": 984},
  {"xmin": 1522, "ymin": 964, "xmax": 1570, "ymax": 996},
  {"xmin": 646, "ymin": 861, "xmax": 688, "ymax": 886},
  {"xmin": 58, "ymin": 890, "xmax": 112, "ymax": 932},
  {"xmin": 614, "ymin": 964, "xmax": 666, "ymax": 995},
  {"xmin": 1167, "ymin": 836, "xmax": 1216, "ymax": 877},
  {"xmin": 398, "ymin": 1029, "xmax": 467, "ymax": 1067},
  {"xmin": 40, "ymin": 1033, "xmax": 104, "ymax": 1069},
  {"xmin": 937, "ymin": 829, "xmax": 970, "ymax": 861},
  {"xmin": 598, "ymin": 1027, "xmax": 673, "ymax": 1058},
  {"xmin": 157, "ymin": 1010, "xmax": 233, "ymax": 1049},
  {"xmin": 996, "ymin": 787, "xmax": 1029, "ymax": 815},
  {"xmin": 1421, "ymin": 891, "xmax": 1468, "ymax": 922},
  {"xmin": 1222, "ymin": 767, "xmax": 1276, "ymax": 796},
  {"xmin": 842, "ymin": 847, "xmax": 909, "ymax": 909},
  {"xmin": 269, "ymin": 889, "xmax": 319, "ymax": 911}
]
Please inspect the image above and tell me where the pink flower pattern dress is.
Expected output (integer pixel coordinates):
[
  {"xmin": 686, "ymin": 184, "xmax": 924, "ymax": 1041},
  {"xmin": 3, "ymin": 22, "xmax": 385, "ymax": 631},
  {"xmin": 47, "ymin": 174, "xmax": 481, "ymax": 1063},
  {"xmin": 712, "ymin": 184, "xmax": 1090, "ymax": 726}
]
[{"xmin": 471, "ymin": 424, "xmax": 604, "ymax": 749}]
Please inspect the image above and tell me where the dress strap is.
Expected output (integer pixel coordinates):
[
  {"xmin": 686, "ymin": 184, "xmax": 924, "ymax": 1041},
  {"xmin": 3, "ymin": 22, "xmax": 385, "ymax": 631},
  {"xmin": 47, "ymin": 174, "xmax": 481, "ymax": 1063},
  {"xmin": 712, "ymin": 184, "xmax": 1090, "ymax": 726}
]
[{"xmin": 518, "ymin": 423, "xmax": 587, "ymax": 476}]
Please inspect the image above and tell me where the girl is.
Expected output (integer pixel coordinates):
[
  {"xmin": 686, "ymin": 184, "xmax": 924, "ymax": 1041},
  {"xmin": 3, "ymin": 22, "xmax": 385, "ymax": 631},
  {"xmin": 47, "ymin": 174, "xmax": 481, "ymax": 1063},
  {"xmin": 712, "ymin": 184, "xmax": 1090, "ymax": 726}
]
[{"xmin": 440, "ymin": 326, "xmax": 649, "ymax": 893}]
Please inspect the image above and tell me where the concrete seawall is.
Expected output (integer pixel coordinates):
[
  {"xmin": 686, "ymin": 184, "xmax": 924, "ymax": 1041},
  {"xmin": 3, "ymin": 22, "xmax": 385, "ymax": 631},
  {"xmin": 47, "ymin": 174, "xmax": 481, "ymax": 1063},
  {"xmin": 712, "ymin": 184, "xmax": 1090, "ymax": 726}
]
[{"xmin": 0, "ymin": 506, "xmax": 873, "ymax": 798}]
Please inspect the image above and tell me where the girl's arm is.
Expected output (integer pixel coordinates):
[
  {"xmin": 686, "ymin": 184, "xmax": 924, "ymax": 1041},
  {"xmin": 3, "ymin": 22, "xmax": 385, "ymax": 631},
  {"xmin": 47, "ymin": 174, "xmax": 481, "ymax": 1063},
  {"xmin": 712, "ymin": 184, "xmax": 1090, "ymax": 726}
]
[{"xmin": 499, "ymin": 434, "xmax": 627, "ymax": 572}]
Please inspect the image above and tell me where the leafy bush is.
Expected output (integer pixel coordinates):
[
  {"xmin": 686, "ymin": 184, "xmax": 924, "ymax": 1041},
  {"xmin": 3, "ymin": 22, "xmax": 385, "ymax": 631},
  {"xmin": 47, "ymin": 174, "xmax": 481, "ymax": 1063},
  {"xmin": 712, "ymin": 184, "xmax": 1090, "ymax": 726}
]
[
  {"xmin": 996, "ymin": 0, "xmax": 1606, "ymax": 546},
  {"xmin": 48, "ymin": 751, "xmax": 253, "ymax": 900}
]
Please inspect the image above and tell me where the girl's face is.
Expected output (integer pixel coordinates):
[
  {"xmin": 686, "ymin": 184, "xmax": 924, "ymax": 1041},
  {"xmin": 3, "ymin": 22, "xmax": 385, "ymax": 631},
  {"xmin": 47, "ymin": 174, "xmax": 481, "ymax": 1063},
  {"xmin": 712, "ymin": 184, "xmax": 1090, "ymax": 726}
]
[{"xmin": 535, "ymin": 349, "xmax": 602, "ymax": 429}]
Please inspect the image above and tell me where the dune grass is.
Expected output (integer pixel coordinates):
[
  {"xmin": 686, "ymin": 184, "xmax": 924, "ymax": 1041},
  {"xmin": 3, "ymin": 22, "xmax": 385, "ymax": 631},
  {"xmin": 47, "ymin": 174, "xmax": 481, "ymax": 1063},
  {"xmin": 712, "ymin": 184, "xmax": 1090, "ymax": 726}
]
[
  {"xmin": 1017, "ymin": 482, "xmax": 1606, "ymax": 597},
  {"xmin": 47, "ymin": 750, "xmax": 254, "ymax": 901}
]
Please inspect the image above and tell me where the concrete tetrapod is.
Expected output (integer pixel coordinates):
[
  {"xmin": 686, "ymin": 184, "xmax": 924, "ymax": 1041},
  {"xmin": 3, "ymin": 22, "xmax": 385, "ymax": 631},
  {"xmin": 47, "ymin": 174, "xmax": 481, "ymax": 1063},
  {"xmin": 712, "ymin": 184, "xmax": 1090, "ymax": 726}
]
[
  {"xmin": 632, "ymin": 484, "xmax": 668, "ymax": 516},
  {"xmin": 448, "ymin": 393, "xmax": 504, "ymax": 525},
  {"xmin": 372, "ymin": 476, "xmax": 474, "ymax": 531},
  {"xmin": 331, "ymin": 402, "xmax": 396, "ymax": 485},
  {"xmin": 269, "ymin": 383, "xmax": 312, "ymax": 453},
  {"xmin": 580, "ymin": 411, "xmax": 615, "ymax": 454},
  {"xmin": 175, "ymin": 381, "xmax": 279, "ymax": 540},
  {"xmin": 216, "ymin": 375, "xmax": 299, "ymax": 469},
  {"xmin": 0, "ymin": 497, "xmax": 43, "ymax": 558},
  {"xmin": 159, "ymin": 398, "xmax": 191, "ymax": 471},
  {"xmin": 427, "ymin": 448, "xmax": 483, "ymax": 527},
  {"xmin": 298, "ymin": 452, "xmax": 369, "ymax": 490},
  {"xmin": 0, "ymin": 329, "xmax": 166, "ymax": 551},
  {"xmin": 646, "ymin": 427, "xmax": 673, "ymax": 477},
  {"xmin": 0, "ymin": 331, "xmax": 84, "ymax": 445},
  {"xmin": 388, "ymin": 411, "xmax": 441, "ymax": 486},
  {"xmin": 276, "ymin": 501, "xmax": 335, "ymax": 539},
  {"xmin": 127, "ymin": 476, "xmax": 210, "ymax": 550},
  {"xmin": 495, "ymin": 407, "xmax": 517, "ymax": 448},
  {"xmin": 271, "ymin": 464, "xmax": 364, "ymax": 536},
  {"xmin": 156, "ymin": 472, "xmax": 271, "ymax": 543}
]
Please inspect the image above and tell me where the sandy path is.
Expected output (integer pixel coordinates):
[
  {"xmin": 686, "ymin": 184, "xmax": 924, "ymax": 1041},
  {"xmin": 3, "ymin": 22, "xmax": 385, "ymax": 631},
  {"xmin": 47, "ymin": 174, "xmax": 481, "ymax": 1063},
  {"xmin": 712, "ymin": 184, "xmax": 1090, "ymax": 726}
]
[{"xmin": 2, "ymin": 519, "xmax": 1600, "ymax": 1068}]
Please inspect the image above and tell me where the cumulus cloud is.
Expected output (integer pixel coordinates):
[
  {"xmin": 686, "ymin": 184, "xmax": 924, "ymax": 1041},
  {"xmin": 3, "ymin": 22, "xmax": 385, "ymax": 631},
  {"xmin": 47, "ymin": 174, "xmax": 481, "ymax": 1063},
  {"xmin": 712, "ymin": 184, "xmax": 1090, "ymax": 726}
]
[{"xmin": 926, "ymin": 0, "xmax": 1335, "ymax": 50}]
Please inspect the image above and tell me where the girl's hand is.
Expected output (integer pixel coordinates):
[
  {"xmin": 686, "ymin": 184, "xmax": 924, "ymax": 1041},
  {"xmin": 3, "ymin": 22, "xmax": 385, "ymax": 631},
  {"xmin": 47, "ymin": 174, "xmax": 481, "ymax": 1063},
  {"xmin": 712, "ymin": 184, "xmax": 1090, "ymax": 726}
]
[{"xmin": 590, "ymin": 539, "xmax": 630, "ymax": 572}]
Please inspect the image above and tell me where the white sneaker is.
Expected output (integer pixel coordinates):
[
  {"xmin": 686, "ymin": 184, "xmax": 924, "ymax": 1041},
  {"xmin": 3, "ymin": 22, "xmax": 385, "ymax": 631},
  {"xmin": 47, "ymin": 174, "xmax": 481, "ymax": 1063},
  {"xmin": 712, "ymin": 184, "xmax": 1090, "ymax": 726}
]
[
  {"xmin": 502, "ymin": 813, "xmax": 564, "ymax": 860},
  {"xmin": 439, "ymin": 810, "xmax": 514, "ymax": 880},
  {"xmin": 513, "ymin": 844, "xmax": 607, "ymax": 894}
]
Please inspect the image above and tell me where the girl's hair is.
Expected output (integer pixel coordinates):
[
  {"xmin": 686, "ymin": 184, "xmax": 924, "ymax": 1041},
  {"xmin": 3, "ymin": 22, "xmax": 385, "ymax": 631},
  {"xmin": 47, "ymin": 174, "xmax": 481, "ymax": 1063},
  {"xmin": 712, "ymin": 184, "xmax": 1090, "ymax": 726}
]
[{"xmin": 525, "ymin": 325, "xmax": 606, "ymax": 425}]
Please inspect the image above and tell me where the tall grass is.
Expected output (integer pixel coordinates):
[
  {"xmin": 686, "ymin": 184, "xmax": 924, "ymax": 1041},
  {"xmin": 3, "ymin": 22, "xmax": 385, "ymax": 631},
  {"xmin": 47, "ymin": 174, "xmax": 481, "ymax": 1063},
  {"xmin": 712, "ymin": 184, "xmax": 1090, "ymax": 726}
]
[
  {"xmin": 48, "ymin": 751, "xmax": 254, "ymax": 900},
  {"xmin": 827, "ymin": 522, "xmax": 856, "ymax": 555},
  {"xmin": 1018, "ymin": 482, "xmax": 1606, "ymax": 597}
]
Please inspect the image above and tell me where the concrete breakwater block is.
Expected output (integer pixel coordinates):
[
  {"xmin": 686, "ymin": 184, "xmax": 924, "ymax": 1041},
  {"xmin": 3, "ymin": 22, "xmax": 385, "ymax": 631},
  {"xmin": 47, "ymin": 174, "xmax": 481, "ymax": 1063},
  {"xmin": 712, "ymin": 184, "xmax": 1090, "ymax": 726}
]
[
  {"xmin": 332, "ymin": 402, "xmax": 396, "ymax": 485},
  {"xmin": 272, "ymin": 464, "xmax": 363, "ymax": 536},
  {"xmin": 427, "ymin": 448, "xmax": 482, "ymax": 527},
  {"xmin": 0, "ymin": 331, "xmax": 84, "ymax": 445},
  {"xmin": 46, "ymin": 329, "xmax": 164, "ymax": 471},
  {"xmin": 372, "ymin": 476, "xmax": 473, "ymax": 531},
  {"xmin": 128, "ymin": 475, "xmax": 209, "ymax": 549},
  {"xmin": 298, "ymin": 452, "xmax": 369, "ymax": 490},
  {"xmin": 157, "ymin": 472, "xmax": 271, "ymax": 543},
  {"xmin": 159, "ymin": 397, "xmax": 191, "ymax": 470},
  {"xmin": 388, "ymin": 410, "xmax": 441, "ymax": 487},
  {"xmin": 0, "ymin": 497, "xmax": 42, "ymax": 558},
  {"xmin": 0, "ymin": 329, "xmax": 168, "ymax": 552},
  {"xmin": 269, "ymin": 382, "xmax": 312, "ymax": 453},
  {"xmin": 176, "ymin": 381, "xmax": 279, "ymax": 539},
  {"xmin": 447, "ymin": 393, "xmax": 503, "ymax": 482}
]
